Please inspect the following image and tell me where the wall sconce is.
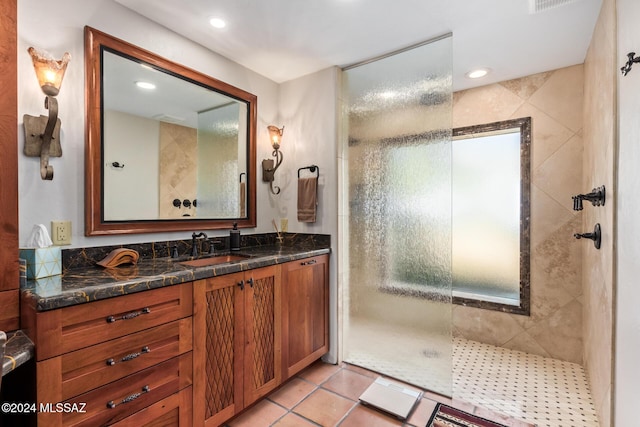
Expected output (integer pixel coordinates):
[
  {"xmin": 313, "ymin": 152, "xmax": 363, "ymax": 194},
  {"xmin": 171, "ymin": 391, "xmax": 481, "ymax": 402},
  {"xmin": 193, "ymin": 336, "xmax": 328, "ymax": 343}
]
[
  {"xmin": 262, "ymin": 125, "xmax": 284, "ymax": 194},
  {"xmin": 23, "ymin": 47, "xmax": 71, "ymax": 180}
]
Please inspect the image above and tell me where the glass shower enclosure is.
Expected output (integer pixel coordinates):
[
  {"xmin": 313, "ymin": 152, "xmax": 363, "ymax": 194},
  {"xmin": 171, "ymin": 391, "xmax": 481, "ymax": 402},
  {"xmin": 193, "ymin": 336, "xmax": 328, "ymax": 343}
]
[{"xmin": 342, "ymin": 34, "xmax": 453, "ymax": 396}]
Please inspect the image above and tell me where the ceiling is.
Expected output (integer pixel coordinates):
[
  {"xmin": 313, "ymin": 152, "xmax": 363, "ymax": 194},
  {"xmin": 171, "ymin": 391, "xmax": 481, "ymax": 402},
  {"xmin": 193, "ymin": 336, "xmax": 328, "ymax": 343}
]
[{"xmin": 114, "ymin": 0, "xmax": 602, "ymax": 90}]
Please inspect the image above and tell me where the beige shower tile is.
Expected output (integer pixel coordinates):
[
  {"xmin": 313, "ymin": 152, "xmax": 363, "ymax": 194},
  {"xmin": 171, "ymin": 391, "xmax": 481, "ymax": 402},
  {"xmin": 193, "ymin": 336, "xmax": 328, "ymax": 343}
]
[
  {"xmin": 529, "ymin": 185, "xmax": 574, "ymax": 248},
  {"xmin": 500, "ymin": 71, "xmax": 554, "ymax": 100},
  {"xmin": 511, "ymin": 103, "xmax": 575, "ymax": 169},
  {"xmin": 528, "ymin": 64, "xmax": 584, "ymax": 133},
  {"xmin": 452, "ymin": 305, "xmax": 525, "ymax": 347},
  {"xmin": 533, "ymin": 134, "xmax": 584, "ymax": 209},
  {"xmin": 532, "ymin": 215, "xmax": 583, "ymax": 299},
  {"xmin": 513, "ymin": 264, "xmax": 574, "ymax": 331},
  {"xmin": 527, "ymin": 299, "xmax": 583, "ymax": 363},
  {"xmin": 453, "ymin": 83, "xmax": 524, "ymax": 128},
  {"xmin": 501, "ymin": 330, "xmax": 551, "ymax": 358}
]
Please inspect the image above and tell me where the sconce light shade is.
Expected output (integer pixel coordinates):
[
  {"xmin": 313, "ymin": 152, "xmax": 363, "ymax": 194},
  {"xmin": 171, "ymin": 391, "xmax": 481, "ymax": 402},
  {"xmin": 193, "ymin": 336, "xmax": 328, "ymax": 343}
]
[
  {"xmin": 24, "ymin": 47, "xmax": 71, "ymax": 180},
  {"xmin": 28, "ymin": 47, "xmax": 71, "ymax": 97},
  {"xmin": 267, "ymin": 125, "xmax": 284, "ymax": 149},
  {"xmin": 263, "ymin": 125, "xmax": 285, "ymax": 194}
]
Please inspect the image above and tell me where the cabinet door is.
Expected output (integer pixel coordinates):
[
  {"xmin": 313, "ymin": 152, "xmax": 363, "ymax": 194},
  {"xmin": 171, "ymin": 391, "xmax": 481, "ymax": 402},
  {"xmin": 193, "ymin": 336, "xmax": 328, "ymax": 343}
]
[
  {"xmin": 281, "ymin": 255, "xmax": 329, "ymax": 379},
  {"xmin": 243, "ymin": 265, "xmax": 281, "ymax": 406},
  {"xmin": 193, "ymin": 273, "xmax": 245, "ymax": 427}
]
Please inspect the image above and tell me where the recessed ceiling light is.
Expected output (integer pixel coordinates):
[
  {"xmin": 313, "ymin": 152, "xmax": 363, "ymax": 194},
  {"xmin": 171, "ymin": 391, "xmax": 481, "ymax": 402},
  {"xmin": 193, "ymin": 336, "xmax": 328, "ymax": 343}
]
[
  {"xmin": 209, "ymin": 17, "xmax": 227, "ymax": 29},
  {"xmin": 465, "ymin": 68, "xmax": 491, "ymax": 79},
  {"xmin": 135, "ymin": 81, "xmax": 156, "ymax": 90}
]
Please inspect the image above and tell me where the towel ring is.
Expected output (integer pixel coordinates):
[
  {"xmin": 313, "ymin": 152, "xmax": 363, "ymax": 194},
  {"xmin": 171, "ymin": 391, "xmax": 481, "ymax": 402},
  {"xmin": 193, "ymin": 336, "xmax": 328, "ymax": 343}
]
[{"xmin": 298, "ymin": 165, "xmax": 319, "ymax": 179}]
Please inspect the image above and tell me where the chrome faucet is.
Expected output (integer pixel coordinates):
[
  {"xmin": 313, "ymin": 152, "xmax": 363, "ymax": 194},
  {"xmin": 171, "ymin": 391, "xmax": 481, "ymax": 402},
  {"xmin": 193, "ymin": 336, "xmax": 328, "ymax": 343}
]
[{"xmin": 191, "ymin": 232, "xmax": 208, "ymax": 257}]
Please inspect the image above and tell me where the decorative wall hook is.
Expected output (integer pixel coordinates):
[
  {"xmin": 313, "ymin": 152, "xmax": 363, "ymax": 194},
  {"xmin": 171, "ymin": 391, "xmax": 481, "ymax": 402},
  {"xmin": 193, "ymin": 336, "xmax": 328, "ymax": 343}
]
[
  {"xmin": 621, "ymin": 52, "xmax": 640, "ymax": 76},
  {"xmin": 574, "ymin": 223, "xmax": 601, "ymax": 249},
  {"xmin": 572, "ymin": 185, "xmax": 605, "ymax": 211}
]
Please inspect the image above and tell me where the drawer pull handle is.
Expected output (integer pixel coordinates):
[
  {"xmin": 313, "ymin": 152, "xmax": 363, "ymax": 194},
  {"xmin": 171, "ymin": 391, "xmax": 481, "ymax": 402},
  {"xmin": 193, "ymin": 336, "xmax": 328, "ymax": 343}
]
[
  {"xmin": 106, "ymin": 307, "xmax": 151, "ymax": 323},
  {"xmin": 106, "ymin": 346, "xmax": 151, "ymax": 366},
  {"xmin": 301, "ymin": 259, "xmax": 317, "ymax": 266},
  {"xmin": 106, "ymin": 385, "xmax": 150, "ymax": 409},
  {"xmin": 238, "ymin": 280, "xmax": 245, "ymax": 291},
  {"xmin": 247, "ymin": 277, "xmax": 254, "ymax": 288}
]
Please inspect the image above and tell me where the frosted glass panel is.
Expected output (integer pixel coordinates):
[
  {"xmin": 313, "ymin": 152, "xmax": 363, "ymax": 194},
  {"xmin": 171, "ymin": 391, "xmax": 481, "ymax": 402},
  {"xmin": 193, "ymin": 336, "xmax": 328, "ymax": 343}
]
[
  {"xmin": 344, "ymin": 35, "xmax": 453, "ymax": 396},
  {"xmin": 452, "ymin": 131, "xmax": 521, "ymax": 304},
  {"xmin": 196, "ymin": 103, "xmax": 245, "ymax": 218}
]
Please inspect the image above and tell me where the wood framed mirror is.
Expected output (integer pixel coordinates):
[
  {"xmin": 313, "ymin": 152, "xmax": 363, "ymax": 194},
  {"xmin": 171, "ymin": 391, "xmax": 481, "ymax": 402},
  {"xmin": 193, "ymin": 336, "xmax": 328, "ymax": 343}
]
[{"xmin": 85, "ymin": 26, "xmax": 256, "ymax": 236}]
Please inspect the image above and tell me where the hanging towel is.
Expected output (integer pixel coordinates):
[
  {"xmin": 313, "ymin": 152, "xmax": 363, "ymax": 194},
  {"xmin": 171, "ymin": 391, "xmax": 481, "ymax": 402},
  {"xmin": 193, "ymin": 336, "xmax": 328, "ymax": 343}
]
[
  {"xmin": 297, "ymin": 177, "xmax": 318, "ymax": 223},
  {"xmin": 239, "ymin": 182, "xmax": 246, "ymax": 217}
]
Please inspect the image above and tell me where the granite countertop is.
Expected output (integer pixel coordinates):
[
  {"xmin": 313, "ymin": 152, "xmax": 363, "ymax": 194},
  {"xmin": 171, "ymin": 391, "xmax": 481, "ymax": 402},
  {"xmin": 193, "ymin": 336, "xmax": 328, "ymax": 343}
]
[
  {"xmin": 21, "ymin": 244, "xmax": 330, "ymax": 312},
  {"xmin": 2, "ymin": 330, "xmax": 34, "ymax": 377}
]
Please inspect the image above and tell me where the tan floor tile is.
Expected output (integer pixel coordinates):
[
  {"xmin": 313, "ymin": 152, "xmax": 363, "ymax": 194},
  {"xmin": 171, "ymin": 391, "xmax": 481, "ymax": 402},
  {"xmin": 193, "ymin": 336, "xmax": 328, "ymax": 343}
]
[
  {"xmin": 343, "ymin": 363, "xmax": 380, "ymax": 378},
  {"xmin": 322, "ymin": 368, "xmax": 375, "ymax": 401},
  {"xmin": 227, "ymin": 400, "xmax": 287, "ymax": 427},
  {"xmin": 339, "ymin": 404, "xmax": 403, "ymax": 427},
  {"xmin": 272, "ymin": 412, "xmax": 318, "ymax": 427},
  {"xmin": 269, "ymin": 377, "xmax": 318, "ymax": 409},
  {"xmin": 293, "ymin": 388, "xmax": 356, "ymax": 426},
  {"xmin": 405, "ymin": 398, "xmax": 438, "ymax": 427},
  {"xmin": 297, "ymin": 361, "xmax": 341, "ymax": 385}
]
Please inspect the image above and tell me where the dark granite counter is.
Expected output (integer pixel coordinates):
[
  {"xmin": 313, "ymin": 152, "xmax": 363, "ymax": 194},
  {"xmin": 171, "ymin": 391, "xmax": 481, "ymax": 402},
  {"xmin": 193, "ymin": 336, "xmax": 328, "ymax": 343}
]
[
  {"xmin": 21, "ymin": 242, "xmax": 330, "ymax": 312},
  {"xmin": 2, "ymin": 330, "xmax": 34, "ymax": 376}
]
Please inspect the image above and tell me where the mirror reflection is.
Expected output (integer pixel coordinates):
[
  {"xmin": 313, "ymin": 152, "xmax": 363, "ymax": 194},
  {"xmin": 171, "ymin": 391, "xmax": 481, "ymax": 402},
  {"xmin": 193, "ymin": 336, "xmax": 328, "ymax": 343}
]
[
  {"xmin": 102, "ymin": 50, "xmax": 247, "ymax": 221},
  {"xmin": 85, "ymin": 26, "xmax": 257, "ymax": 235}
]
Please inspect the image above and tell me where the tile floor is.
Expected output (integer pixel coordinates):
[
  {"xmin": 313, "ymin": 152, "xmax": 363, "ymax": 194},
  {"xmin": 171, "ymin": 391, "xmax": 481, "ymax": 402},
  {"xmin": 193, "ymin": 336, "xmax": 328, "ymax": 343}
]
[
  {"xmin": 453, "ymin": 338, "xmax": 600, "ymax": 427},
  {"xmin": 226, "ymin": 337, "xmax": 601, "ymax": 427},
  {"xmin": 226, "ymin": 360, "xmax": 532, "ymax": 427}
]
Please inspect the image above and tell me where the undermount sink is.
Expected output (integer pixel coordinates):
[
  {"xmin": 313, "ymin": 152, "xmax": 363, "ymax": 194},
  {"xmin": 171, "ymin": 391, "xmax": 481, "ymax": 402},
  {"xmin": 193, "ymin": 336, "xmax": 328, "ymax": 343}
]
[{"xmin": 177, "ymin": 254, "xmax": 250, "ymax": 268}]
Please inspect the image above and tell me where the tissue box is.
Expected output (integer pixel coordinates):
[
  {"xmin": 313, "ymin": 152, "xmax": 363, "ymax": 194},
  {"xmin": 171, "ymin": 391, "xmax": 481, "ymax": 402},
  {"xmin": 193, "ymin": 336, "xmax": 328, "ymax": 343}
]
[{"xmin": 19, "ymin": 247, "xmax": 62, "ymax": 279}]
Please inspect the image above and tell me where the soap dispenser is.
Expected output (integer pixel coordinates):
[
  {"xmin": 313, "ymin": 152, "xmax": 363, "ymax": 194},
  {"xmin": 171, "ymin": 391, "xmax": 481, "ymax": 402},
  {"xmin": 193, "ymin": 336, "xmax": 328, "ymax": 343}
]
[{"xmin": 230, "ymin": 222, "xmax": 240, "ymax": 251}]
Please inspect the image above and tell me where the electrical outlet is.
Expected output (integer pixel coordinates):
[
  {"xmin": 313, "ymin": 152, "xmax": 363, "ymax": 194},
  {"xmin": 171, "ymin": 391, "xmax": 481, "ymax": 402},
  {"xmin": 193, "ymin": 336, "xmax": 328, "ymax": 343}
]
[
  {"xmin": 51, "ymin": 220, "xmax": 72, "ymax": 245},
  {"xmin": 280, "ymin": 218, "xmax": 288, "ymax": 233}
]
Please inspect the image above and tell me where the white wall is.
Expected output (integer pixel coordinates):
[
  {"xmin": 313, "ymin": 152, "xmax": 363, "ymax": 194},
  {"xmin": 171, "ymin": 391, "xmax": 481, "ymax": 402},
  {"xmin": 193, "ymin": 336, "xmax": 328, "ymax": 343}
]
[
  {"xmin": 103, "ymin": 110, "xmax": 159, "ymax": 221},
  {"xmin": 277, "ymin": 67, "xmax": 340, "ymax": 362},
  {"xmin": 18, "ymin": 0, "xmax": 280, "ymax": 247},
  {"xmin": 615, "ymin": 0, "xmax": 640, "ymax": 423}
]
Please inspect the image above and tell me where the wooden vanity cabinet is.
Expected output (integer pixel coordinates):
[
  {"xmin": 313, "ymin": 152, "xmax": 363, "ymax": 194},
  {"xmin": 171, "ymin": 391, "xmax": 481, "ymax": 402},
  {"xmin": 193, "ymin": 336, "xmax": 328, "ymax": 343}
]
[
  {"xmin": 193, "ymin": 265, "xmax": 281, "ymax": 426},
  {"xmin": 281, "ymin": 255, "xmax": 329, "ymax": 378},
  {"xmin": 22, "ymin": 284, "xmax": 193, "ymax": 426}
]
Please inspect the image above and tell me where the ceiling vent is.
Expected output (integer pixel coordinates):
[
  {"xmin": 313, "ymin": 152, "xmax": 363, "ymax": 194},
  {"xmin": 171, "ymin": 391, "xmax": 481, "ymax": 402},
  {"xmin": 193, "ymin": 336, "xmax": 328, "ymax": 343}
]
[
  {"xmin": 152, "ymin": 114, "xmax": 185, "ymax": 124},
  {"xmin": 529, "ymin": 0, "xmax": 581, "ymax": 14}
]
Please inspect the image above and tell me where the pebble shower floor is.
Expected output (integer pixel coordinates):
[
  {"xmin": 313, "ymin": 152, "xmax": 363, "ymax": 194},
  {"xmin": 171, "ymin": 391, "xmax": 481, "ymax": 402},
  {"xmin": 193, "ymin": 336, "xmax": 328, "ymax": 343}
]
[{"xmin": 453, "ymin": 337, "xmax": 600, "ymax": 427}]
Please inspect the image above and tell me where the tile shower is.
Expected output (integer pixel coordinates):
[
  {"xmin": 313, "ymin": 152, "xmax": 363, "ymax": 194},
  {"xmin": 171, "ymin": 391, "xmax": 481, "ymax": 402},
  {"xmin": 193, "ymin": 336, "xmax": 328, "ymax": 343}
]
[{"xmin": 342, "ymin": 59, "xmax": 599, "ymax": 427}]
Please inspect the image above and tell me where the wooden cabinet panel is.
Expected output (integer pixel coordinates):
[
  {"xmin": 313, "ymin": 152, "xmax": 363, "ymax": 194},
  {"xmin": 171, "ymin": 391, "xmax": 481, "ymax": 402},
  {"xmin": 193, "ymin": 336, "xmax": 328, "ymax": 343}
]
[
  {"xmin": 110, "ymin": 385, "xmax": 192, "ymax": 427},
  {"xmin": 193, "ymin": 272, "xmax": 244, "ymax": 427},
  {"xmin": 193, "ymin": 266, "xmax": 281, "ymax": 426},
  {"xmin": 65, "ymin": 353, "xmax": 191, "ymax": 427},
  {"xmin": 243, "ymin": 265, "xmax": 281, "ymax": 406},
  {"xmin": 29, "ymin": 284, "xmax": 194, "ymax": 426},
  {"xmin": 37, "ymin": 318, "xmax": 192, "ymax": 401},
  {"xmin": 281, "ymin": 255, "xmax": 329, "ymax": 378},
  {"xmin": 0, "ymin": 290, "xmax": 20, "ymax": 331},
  {"xmin": 33, "ymin": 283, "xmax": 193, "ymax": 361}
]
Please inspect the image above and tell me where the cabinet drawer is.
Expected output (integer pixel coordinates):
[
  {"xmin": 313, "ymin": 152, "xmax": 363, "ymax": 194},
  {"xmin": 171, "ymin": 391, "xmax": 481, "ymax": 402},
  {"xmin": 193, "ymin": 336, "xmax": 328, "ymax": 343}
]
[
  {"xmin": 55, "ymin": 353, "xmax": 192, "ymax": 427},
  {"xmin": 34, "ymin": 283, "xmax": 193, "ymax": 360},
  {"xmin": 110, "ymin": 387, "xmax": 192, "ymax": 427},
  {"xmin": 38, "ymin": 318, "xmax": 192, "ymax": 401}
]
